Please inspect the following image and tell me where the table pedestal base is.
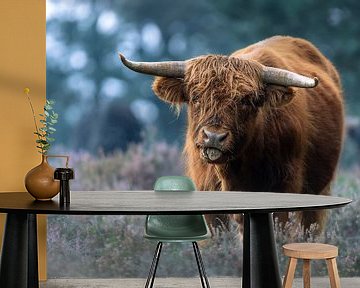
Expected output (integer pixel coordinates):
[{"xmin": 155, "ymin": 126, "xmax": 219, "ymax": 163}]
[
  {"xmin": 242, "ymin": 213, "xmax": 282, "ymax": 288},
  {"xmin": 0, "ymin": 213, "xmax": 39, "ymax": 288}
]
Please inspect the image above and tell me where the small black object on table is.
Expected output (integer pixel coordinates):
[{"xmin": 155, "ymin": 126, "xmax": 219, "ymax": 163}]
[{"xmin": 54, "ymin": 168, "xmax": 74, "ymax": 206}]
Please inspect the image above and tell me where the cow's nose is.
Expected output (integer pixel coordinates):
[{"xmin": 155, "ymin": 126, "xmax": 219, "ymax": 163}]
[{"xmin": 203, "ymin": 129, "xmax": 228, "ymax": 146}]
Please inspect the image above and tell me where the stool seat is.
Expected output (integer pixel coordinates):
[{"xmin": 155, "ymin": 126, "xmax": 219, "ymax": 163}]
[
  {"xmin": 283, "ymin": 243, "xmax": 338, "ymax": 259},
  {"xmin": 282, "ymin": 243, "xmax": 341, "ymax": 288}
]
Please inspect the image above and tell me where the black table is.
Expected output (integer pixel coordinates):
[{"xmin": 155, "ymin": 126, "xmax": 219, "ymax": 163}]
[{"xmin": 0, "ymin": 191, "xmax": 351, "ymax": 288}]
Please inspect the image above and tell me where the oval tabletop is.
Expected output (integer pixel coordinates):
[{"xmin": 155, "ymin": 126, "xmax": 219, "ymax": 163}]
[{"xmin": 0, "ymin": 191, "xmax": 351, "ymax": 215}]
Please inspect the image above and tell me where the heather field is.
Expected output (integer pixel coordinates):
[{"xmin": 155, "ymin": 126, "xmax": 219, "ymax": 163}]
[{"xmin": 47, "ymin": 142, "xmax": 360, "ymax": 278}]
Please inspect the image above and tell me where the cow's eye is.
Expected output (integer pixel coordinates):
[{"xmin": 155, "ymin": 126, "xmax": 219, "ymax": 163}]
[{"xmin": 191, "ymin": 95, "xmax": 201, "ymax": 106}]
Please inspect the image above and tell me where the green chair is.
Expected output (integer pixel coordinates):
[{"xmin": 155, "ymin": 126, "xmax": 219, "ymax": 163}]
[{"xmin": 144, "ymin": 176, "xmax": 211, "ymax": 288}]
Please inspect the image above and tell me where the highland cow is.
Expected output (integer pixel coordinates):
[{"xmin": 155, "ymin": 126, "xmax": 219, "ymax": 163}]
[{"xmin": 119, "ymin": 36, "xmax": 344, "ymax": 232}]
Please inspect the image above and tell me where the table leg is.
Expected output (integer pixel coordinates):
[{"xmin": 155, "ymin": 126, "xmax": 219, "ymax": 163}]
[
  {"xmin": 242, "ymin": 213, "xmax": 282, "ymax": 288},
  {"xmin": 28, "ymin": 214, "xmax": 39, "ymax": 287},
  {"xmin": 0, "ymin": 213, "xmax": 39, "ymax": 288}
]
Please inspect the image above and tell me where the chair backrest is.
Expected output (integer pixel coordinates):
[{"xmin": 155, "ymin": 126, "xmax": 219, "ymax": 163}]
[
  {"xmin": 145, "ymin": 176, "xmax": 210, "ymax": 241},
  {"xmin": 154, "ymin": 176, "xmax": 196, "ymax": 192}
]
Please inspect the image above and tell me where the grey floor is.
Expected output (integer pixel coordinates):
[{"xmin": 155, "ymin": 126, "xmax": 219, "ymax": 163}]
[{"xmin": 40, "ymin": 277, "xmax": 360, "ymax": 288}]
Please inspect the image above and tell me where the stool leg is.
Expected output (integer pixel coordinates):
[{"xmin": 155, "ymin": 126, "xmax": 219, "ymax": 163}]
[
  {"xmin": 326, "ymin": 258, "xmax": 341, "ymax": 288},
  {"xmin": 193, "ymin": 242, "xmax": 210, "ymax": 288},
  {"xmin": 303, "ymin": 259, "xmax": 311, "ymax": 288},
  {"xmin": 283, "ymin": 257, "xmax": 297, "ymax": 288},
  {"xmin": 145, "ymin": 242, "xmax": 163, "ymax": 288}
]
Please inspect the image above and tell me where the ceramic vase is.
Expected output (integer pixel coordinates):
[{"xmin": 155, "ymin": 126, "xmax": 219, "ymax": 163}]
[{"xmin": 25, "ymin": 155, "xmax": 60, "ymax": 201}]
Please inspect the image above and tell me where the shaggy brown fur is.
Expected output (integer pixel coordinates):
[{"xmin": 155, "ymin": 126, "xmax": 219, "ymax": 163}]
[{"xmin": 152, "ymin": 36, "xmax": 344, "ymax": 233}]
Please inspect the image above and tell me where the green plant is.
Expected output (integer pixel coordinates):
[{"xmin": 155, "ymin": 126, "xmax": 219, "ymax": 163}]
[{"xmin": 24, "ymin": 88, "xmax": 58, "ymax": 155}]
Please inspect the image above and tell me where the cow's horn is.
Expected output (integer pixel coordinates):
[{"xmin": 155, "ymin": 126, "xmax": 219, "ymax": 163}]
[
  {"xmin": 261, "ymin": 66, "xmax": 319, "ymax": 88},
  {"xmin": 119, "ymin": 53, "xmax": 186, "ymax": 78}
]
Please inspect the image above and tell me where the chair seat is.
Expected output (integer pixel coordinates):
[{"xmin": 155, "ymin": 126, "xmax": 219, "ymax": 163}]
[
  {"xmin": 283, "ymin": 243, "xmax": 338, "ymax": 260},
  {"xmin": 144, "ymin": 214, "xmax": 211, "ymax": 242},
  {"xmin": 144, "ymin": 176, "xmax": 211, "ymax": 288}
]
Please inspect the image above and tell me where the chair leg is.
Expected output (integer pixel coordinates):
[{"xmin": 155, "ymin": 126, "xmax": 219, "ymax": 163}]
[
  {"xmin": 193, "ymin": 242, "xmax": 210, "ymax": 288},
  {"xmin": 303, "ymin": 259, "xmax": 311, "ymax": 288},
  {"xmin": 145, "ymin": 242, "xmax": 163, "ymax": 288},
  {"xmin": 283, "ymin": 257, "xmax": 297, "ymax": 288},
  {"xmin": 326, "ymin": 258, "xmax": 341, "ymax": 288}
]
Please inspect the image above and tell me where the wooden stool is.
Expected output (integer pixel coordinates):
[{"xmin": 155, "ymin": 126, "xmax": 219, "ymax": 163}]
[{"xmin": 282, "ymin": 243, "xmax": 341, "ymax": 288}]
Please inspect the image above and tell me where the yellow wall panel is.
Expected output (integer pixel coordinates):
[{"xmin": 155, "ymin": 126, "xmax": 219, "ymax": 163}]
[{"xmin": 0, "ymin": 0, "xmax": 47, "ymax": 281}]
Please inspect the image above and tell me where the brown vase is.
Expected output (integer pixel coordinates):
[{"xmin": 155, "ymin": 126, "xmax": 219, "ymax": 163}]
[{"xmin": 25, "ymin": 155, "xmax": 60, "ymax": 201}]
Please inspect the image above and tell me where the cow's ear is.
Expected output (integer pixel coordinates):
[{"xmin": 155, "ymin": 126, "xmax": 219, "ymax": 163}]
[
  {"xmin": 264, "ymin": 85, "xmax": 296, "ymax": 107},
  {"xmin": 152, "ymin": 77, "xmax": 187, "ymax": 104}
]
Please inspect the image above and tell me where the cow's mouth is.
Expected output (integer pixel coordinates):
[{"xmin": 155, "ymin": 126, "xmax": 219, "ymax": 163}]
[{"xmin": 201, "ymin": 147, "xmax": 226, "ymax": 163}]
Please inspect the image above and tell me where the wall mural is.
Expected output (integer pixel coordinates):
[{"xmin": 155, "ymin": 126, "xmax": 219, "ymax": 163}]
[{"xmin": 46, "ymin": 0, "xmax": 360, "ymax": 279}]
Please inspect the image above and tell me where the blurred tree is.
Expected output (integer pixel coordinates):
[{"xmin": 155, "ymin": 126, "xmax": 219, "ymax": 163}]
[
  {"xmin": 73, "ymin": 99, "xmax": 142, "ymax": 154},
  {"xmin": 47, "ymin": 0, "xmax": 360, "ymax": 161},
  {"xmin": 99, "ymin": 100, "xmax": 142, "ymax": 153}
]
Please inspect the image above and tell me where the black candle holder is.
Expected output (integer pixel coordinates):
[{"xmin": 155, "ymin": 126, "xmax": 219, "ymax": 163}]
[{"xmin": 54, "ymin": 168, "xmax": 74, "ymax": 206}]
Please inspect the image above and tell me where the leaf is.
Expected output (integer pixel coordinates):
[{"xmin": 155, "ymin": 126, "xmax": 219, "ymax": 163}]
[
  {"xmin": 44, "ymin": 110, "xmax": 50, "ymax": 117},
  {"xmin": 50, "ymin": 119, "xmax": 58, "ymax": 124},
  {"xmin": 36, "ymin": 139, "xmax": 48, "ymax": 144},
  {"xmin": 39, "ymin": 128, "xmax": 47, "ymax": 134},
  {"xmin": 47, "ymin": 126, "xmax": 56, "ymax": 134},
  {"xmin": 50, "ymin": 112, "xmax": 58, "ymax": 119},
  {"xmin": 42, "ymin": 144, "xmax": 50, "ymax": 151},
  {"xmin": 47, "ymin": 137, "xmax": 55, "ymax": 142},
  {"xmin": 44, "ymin": 104, "xmax": 53, "ymax": 110}
]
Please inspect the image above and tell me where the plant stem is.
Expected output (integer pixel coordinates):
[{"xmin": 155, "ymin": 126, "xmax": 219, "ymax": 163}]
[{"xmin": 25, "ymin": 90, "xmax": 44, "ymax": 155}]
